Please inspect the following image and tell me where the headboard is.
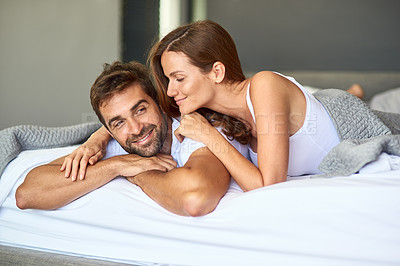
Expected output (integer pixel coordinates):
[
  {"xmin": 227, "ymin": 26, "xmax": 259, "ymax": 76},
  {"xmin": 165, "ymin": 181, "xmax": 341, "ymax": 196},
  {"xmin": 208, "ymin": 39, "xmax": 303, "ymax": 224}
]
[{"xmin": 281, "ymin": 71, "xmax": 400, "ymax": 101}]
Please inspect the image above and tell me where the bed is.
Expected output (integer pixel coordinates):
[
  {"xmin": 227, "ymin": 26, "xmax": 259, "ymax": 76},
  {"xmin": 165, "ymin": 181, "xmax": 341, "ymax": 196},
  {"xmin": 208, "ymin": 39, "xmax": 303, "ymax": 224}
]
[{"xmin": 1, "ymin": 71, "xmax": 400, "ymax": 265}]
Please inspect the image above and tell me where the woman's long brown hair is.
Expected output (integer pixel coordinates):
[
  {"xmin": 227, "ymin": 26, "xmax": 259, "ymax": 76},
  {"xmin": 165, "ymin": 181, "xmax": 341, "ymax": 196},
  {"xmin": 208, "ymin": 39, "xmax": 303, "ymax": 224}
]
[{"xmin": 148, "ymin": 20, "xmax": 251, "ymax": 145}]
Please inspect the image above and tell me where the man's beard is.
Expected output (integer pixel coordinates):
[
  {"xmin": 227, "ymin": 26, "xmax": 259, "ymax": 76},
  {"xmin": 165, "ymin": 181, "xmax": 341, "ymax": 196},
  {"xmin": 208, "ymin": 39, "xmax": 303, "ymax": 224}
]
[{"xmin": 122, "ymin": 114, "xmax": 168, "ymax": 157}]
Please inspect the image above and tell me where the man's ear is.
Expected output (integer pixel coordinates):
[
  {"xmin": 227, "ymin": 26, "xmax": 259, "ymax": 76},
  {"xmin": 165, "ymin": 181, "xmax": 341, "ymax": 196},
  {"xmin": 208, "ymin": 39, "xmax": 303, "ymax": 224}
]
[{"xmin": 211, "ymin": 62, "xmax": 226, "ymax": 84}]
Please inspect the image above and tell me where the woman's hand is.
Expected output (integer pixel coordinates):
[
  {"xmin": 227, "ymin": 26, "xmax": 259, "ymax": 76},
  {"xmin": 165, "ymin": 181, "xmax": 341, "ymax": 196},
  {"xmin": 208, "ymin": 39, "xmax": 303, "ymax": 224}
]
[
  {"xmin": 60, "ymin": 126, "xmax": 111, "ymax": 181},
  {"xmin": 174, "ymin": 112, "xmax": 218, "ymax": 144}
]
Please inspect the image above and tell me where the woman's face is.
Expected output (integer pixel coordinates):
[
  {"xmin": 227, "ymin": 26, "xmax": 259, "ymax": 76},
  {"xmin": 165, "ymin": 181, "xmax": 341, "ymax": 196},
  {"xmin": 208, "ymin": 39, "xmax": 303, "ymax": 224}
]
[{"xmin": 161, "ymin": 51, "xmax": 214, "ymax": 115}]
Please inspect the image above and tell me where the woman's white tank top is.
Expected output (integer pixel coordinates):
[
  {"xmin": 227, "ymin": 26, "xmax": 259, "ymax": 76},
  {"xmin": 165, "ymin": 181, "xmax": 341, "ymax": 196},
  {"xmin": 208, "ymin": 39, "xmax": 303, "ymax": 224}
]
[{"xmin": 247, "ymin": 72, "xmax": 340, "ymax": 176}]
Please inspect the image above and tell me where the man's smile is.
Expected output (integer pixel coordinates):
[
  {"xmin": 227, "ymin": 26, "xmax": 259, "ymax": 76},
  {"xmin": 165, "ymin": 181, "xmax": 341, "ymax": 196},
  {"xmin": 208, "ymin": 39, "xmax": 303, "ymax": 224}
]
[{"xmin": 131, "ymin": 128, "xmax": 154, "ymax": 145}]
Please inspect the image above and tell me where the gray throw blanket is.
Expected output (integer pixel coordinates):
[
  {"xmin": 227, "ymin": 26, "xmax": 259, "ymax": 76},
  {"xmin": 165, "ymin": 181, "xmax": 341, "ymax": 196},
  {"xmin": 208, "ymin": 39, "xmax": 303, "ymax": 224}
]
[
  {"xmin": 0, "ymin": 122, "xmax": 101, "ymax": 177},
  {"xmin": 313, "ymin": 89, "xmax": 400, "ymax": 176}
]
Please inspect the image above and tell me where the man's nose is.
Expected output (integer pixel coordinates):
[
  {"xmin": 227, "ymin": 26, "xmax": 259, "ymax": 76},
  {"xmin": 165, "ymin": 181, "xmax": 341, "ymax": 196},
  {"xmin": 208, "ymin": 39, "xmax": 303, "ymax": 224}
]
[{"xmin": 126, "ymin": 118, "xmax": 143, "ymax": 135}]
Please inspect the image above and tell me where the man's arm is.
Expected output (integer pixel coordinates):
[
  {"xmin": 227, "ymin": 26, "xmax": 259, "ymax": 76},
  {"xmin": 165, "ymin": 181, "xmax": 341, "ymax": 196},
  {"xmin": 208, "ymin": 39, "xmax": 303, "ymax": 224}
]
[
  {"xmin": 129, "ymin": 147, "xmax": 231, "ymax": 217},
  {"xmin": 15, "ymin": 154, "xmax": 176, "ymax": 210}
]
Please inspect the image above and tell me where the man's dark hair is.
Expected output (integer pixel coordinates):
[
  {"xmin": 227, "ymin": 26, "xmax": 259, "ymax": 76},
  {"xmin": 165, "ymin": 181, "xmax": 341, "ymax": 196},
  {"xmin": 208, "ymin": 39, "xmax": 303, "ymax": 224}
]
[{"xmin": 90, "ymin": 61, "xmax": 158, "ymax": 127}]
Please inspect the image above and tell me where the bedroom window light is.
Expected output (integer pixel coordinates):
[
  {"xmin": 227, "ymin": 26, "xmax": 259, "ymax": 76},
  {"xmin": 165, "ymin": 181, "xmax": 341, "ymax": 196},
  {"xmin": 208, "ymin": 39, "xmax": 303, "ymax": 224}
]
[
  {"xmin": 191, "ymin": 0, "xmax": 207, "ymax": 22},
  {"xmin": 159, "ymin": 0, "xmax": 182, "ymax": 39},
  {"xmin": 159, "ymin": 0, "xmax": 207, "ymax": 39}
]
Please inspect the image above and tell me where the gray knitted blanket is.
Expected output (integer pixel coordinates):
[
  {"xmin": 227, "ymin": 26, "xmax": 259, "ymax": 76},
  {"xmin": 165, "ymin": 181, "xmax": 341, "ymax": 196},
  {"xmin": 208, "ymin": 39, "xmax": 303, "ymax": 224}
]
[
  {"xmin": 0, "ymin": 122, "xmax": 101, "ymax": 177},
  {"xmin": 313, "ymin": 89, "xmax": 400, "ymax": 176}
]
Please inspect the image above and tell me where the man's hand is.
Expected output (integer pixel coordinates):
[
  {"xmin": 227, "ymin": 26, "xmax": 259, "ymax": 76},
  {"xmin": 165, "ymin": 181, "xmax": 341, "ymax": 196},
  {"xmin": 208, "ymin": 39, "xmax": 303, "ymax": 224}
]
[
  {"xmin": 16, "ymin": 153, "xmax": 177, "ymax": 210},
  {"xmin": 109, "ymin": 153, "xmax": 177, "ymax": 178}
]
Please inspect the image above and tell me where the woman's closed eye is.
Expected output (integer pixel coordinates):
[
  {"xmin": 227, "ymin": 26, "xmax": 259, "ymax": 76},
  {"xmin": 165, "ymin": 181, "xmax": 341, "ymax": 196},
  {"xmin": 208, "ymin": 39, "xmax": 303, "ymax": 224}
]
[{"xmin": 175, "ymin": 77, "xmax": 184, "ymax": 82}]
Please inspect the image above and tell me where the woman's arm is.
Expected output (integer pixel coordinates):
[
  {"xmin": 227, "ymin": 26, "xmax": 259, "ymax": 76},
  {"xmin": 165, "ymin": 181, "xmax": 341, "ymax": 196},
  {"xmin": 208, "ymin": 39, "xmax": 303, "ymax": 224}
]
[
  {"xmin": 175, "ymin": 113, "xmax": 264, "ymax": 191},
  {"xmin": 250, "ymin": 71, "xmax": 300, "ymax": 185},
  {"xmin": 175, "ymin": 72, "xmax": 295, "ymax": 191},
  {"xmin": 61, "ymin": 125, "xmax": 111, "ymax": 181}
]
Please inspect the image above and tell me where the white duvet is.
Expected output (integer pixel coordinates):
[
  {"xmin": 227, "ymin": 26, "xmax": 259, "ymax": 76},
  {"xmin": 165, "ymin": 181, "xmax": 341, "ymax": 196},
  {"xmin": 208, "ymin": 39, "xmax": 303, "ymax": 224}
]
[{"xmin": 1, "ymin": 146, "xmax": 400, "ymax": 265}]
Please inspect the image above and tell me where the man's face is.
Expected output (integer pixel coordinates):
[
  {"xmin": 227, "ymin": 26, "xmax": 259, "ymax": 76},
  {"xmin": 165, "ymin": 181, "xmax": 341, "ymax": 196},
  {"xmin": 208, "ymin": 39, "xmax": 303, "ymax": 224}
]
[{"xmin": 100, "ymin": 84, "xmax": 168, "ymax": 157}]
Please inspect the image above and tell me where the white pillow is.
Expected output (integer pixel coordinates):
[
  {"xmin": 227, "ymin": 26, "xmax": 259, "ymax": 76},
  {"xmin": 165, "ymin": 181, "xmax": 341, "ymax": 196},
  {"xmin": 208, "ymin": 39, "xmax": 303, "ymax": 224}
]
[{"xmin": 369, "ymin": 87, "xmax": 400, "ymax": 114}]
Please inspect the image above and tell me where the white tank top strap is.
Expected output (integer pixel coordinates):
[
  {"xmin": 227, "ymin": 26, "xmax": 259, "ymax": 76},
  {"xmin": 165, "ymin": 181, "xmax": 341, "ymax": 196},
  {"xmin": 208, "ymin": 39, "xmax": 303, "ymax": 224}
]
[
  {"xmin": 272, "ymin": 72, "xmax": 313, "ymax": 138},
  {"xmin": 246, "ymin": 83, "xmax": 256, "ymax": 123},
  {"xmin": 245, "ymin": 72, "xmax": 312, "ymax": 129}
]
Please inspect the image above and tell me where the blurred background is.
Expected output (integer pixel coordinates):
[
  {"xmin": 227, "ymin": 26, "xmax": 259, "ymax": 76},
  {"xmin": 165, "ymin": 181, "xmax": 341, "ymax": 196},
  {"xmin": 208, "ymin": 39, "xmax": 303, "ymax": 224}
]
[{"xmin": 1, "ymin": 0, "xmax": 399, "ymax": 130}]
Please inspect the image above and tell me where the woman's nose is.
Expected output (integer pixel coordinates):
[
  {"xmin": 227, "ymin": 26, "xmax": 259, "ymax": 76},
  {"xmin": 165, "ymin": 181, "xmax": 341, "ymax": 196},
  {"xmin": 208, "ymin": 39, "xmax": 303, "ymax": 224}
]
[{"xmin": 167, "ymin": 82, "xmax": 178, "ymax": 97}]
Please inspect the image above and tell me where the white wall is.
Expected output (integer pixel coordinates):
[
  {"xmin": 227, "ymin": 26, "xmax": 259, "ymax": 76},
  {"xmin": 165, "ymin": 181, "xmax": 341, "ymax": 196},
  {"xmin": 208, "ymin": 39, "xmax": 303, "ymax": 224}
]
[{"xmin": 0, "ymin": 0, "xmax": 121, "ymax": 130}]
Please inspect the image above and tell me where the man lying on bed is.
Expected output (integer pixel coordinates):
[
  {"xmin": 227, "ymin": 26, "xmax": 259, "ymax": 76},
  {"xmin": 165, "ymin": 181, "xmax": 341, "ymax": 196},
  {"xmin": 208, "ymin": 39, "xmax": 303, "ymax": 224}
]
[{"xmin": 15, "ymin": 61, "xmax": 247, "ymax": 216}]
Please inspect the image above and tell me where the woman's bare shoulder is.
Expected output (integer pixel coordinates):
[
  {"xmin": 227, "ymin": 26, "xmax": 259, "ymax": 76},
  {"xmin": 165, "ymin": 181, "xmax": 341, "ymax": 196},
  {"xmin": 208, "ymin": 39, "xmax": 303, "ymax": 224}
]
[
  {"xmin": 251, "ymin": 71, "xmax": 277, "ymax": 83},
  {"xmin": 250, "ymin": 71, "xmax": 287, "ymax": 96}
]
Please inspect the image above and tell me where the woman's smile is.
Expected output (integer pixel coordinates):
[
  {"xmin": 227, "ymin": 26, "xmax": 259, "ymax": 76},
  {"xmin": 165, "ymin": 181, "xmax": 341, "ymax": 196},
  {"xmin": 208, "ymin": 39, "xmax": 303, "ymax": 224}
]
[{"xmin": 175, "ymin": 96, "xmax": 187, "ymax": 106}]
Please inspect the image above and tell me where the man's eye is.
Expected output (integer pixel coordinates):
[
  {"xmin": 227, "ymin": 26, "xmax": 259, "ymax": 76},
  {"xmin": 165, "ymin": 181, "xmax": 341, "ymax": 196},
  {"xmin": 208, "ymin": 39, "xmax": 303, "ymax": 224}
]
[
  {"xmin": 137, "ymin": 107, "xmax": 146, "ymax": 114},
  {"xmin": 176, "ymin": 78, "xmax": 184, "ymax": 82},
  {"xmin": 114, "ymin": 121, "xmax": 123, "ymax": 128}
]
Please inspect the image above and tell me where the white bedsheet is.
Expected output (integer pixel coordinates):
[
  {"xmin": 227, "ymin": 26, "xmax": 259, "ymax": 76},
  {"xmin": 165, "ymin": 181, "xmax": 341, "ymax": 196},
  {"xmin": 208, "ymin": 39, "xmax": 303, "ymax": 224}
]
[{"xmin": 1, "ymin": 146, "xmax": 400, "ymax": 265}]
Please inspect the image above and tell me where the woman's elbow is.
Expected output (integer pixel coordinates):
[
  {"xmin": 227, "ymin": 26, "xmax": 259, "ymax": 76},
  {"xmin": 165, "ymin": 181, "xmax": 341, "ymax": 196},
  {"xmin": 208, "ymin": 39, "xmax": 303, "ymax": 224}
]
[{"xmin": 262, "ymin": 174, "xmax": 286, "ymax": 187}]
